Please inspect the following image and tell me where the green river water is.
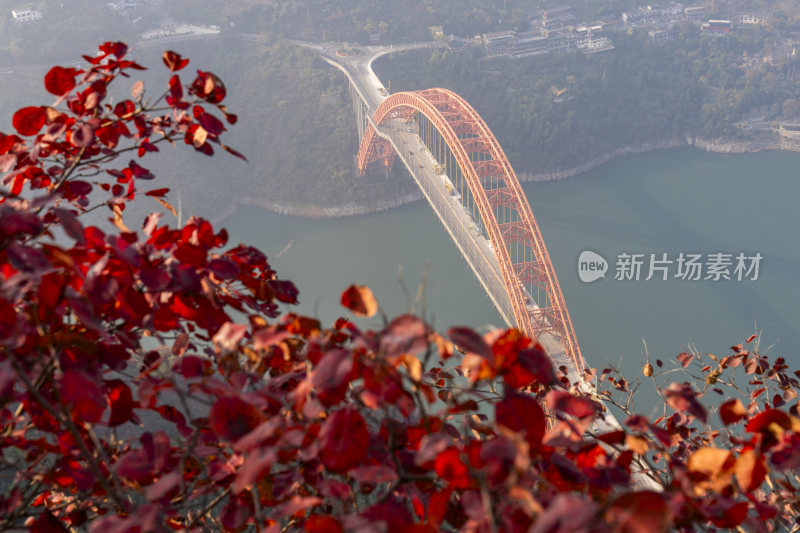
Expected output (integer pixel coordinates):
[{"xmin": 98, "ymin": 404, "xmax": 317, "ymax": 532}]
[{"xmin": 224, "ymin": 148, "xmax": 800, "ymax": 374}]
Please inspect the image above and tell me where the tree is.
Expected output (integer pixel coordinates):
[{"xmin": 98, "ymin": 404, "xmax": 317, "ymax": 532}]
[{"xmin": 1, "ymin": 42, "xmax": 799, "ymax": 532}]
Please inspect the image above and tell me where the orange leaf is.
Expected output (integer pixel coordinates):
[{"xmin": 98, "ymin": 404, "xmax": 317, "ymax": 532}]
[
  {"xmin": 687, "ymin": 447, "xmax": 735, "ymax": 493},
  {"xmin": 340, "ymin": 284, "xmax": 378, "ymax": 318},
  {"xmin": 688, "ymin": 447, "xmax": 733, "ymax": 476},
  {"xmin": 626, "ymin": 434, "xmax": 649, "ymax": 454},
  {"xmin": 193, "ymin": 125, "xmax": 208, "ymax": 148},
  {"xmin": 735, "ymin": 449, "xmax": 767, "ymax": 492},
  {"xmin": 131, "ymin": 80, "xmax": 144, "ymax": 99},
  {"xmin": 153, "ymin": 196, "xmax": 177, "ymax": 218}
]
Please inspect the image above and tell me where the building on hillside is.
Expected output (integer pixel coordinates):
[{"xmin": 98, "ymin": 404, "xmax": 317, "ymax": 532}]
[
  {"xmin": 544, "ymin": 27, "xmax": 578, "ymax": 54},
  {"xmin": 683, "ymin": 6, "xmax": 706, "ymax": 21},
  {"xmin": 701, "ymin": 19, "xmax": 732, "ymax": 33},
  {"xmin": 447, "ymin": 36, "xmax": 471, "ymax": 53},
  {"xmin": 107, "ymin": 0, "xmax": 138, "ymax": 10},
  {"xmin": 575, "ymin": 24, "xmax": 612, "ymax": 52},
  {"xmin": 737, "ymin": 14, "xmax": 767, "ymax": 26},
  {"xmin": 511, "ymin": 32, "xmax": 548, "ymax": 58},
  {"xmin": 622, "ymin": 3, "xmax": 683, "ymax": 26},
  {"xmin": 428, "ymin": 25, "xmax": 444, "ymax": 38},
  {"xmin": 648, "ymin": 25, "xmax": 676, "ymax": 42},
  {"xmin": 537, "ymin": 5, "xmax": 575, "ymax": 28},
  {"xmin": 483, "ymin": 30, "xmax": 515, "ymax": 57},
  {"xmin": 483, "ymin": 21, "xmax": 614, "ymax": 60},
  {"xmin": 11, "ymin": 8, "xmax": 42, "ymax": 23}
]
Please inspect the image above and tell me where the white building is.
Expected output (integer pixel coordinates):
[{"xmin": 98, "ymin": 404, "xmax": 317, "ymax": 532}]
[
  {"xmin": 107, "ymin": 0, "xmax": 138, "ymax": 10},
  {"xmin": 11, "ymin": 8, "xmax": 42, "ymax": 23}
]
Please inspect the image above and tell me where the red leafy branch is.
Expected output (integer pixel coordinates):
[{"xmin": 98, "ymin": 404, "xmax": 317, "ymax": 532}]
[{"xmin": 0, "ymin": 43, "xmax": 799, "ymax": 533}]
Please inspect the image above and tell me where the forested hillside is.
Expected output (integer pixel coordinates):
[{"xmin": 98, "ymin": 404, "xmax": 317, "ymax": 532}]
[
  {"xmin": 125, "ymin": 37, "xmax": 414, "ymax": 218},
  {"xmin": 376, "ymin": 23, "xmax": 800, "ymax": 173}
]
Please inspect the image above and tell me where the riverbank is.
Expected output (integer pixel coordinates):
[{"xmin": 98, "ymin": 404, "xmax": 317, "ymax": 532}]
[{"xmin": 227, "ymin": 132, "xmax": 798, "ymax": 219}]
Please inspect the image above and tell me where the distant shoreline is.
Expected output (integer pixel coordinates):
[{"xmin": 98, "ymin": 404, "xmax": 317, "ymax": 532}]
[{"xmin": 219, "ymin": 133, "xmax": 798, "ymax": 220}]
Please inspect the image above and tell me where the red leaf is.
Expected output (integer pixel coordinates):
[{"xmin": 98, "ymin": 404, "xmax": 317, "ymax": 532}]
[
  {"xmin": 676, "ymin": 351, "xmax": 693, "ymax": 368},
  {"xmin": 350, "ymin": 465, "xmax": 398, "ymax": 485},
  {"xmin": 172, "ymin": 355, "xmax": 210, "ymax": 378},
  {"xmin": 212, "ymin": 322, "xmax": 247, "ymax": 352},
  {"xmin": 71, "ymin": 124, "xmax": 95, "ymax": 148},
  {"xmin": 341, "ymin": 284, "xmax": 378, "ymax": 318},
  {"xmin": 607, "ymin": 491, "xmax": 669, "ymax": 533},
  {"xmin": 719, "ymin": 398, "xmax": 747, "ymax": 425},
  {"xmin": 145, "ymin": 472, "xmax": 180, "ymax": 501},
  {"xmin": 113, "ymin": 100, "xmax": 136, "ymax": 119},
  {"xmin": 209, "ymin": 396, "xmax": 263, "ymax": 442},
  {"xmin": 191, "ymin": 71, "xmax": 226, "ymax": 103},
  {"xmin": 198, "ymin": 112, "xmax": 225, "ymax": 135},
  {"xmin": 100, "ymin": 41, "xmax": 128, "ymax": 58},
  {"xmin": 231, "ymin": 447, "xmax": 277, "ymax": 494},
  {"xmin": 496, "ymin": 389, "xmax": 545, "ymax": 451},
  {"xmin": 746, "ymin": 408, "xmax": 791, "ymax": 432},
  {"xmin": 54, "ymin": 208, "xmax": 84, "ymax": 244},
  {"xmin": 312, "ymin": 349, "xmax": 354, "ymax": 406},
  {"xmin": 168, "ymin": 74, "xmax": 183, "ymax": 100},
  {"xmin": 220, "ymin": 493, "xmax": 252, "ymax": 531},
  {"xmin": 162, "ymin": 51, "xmax": 189, "ymax": 72},
  {"xmin": 546, "ymin": 390, "xmax": 597, "ymax": 420},
  {"xmin": 448, "ymin": 326, "xmax": 493, "ymax": 363},
  {"xmin": 12, "ymin": 106, "xmax": 46, "ymax": 136},
  {"xmin": 305, "ymin": 516, "xmax": 344, "ymax": 533},
  {"xmin": 515, "ymin": 344, "xmax": 556, "ymax": 385},
  {"xmin": 68, "ymin": 180, "xmax": 92, "ymax": 197},
  {"xmin": 29, "ymin": 510, "xmax": 69, "ymax": 533},
  {"xmin": 319, "ymin": 408, "xmax": 368, "ymax": 472},
  {"xmin": 664, "ymin": 382, "xmax": 707, "ymax": 423},
  {"xmin": 746, "ymin": 334, "xmax": 757, "ymax": 343},
  {"xmin": 44, "ymin": 66, "xmax": 77, "ymax": 96},
  {"xmin": 434, "ymin": 447, "xmax": 471, "ymax": 489},
  {"xmin": 0, "ymin": 153, "xmax": 16, "ymax": 173},
  {"xmin": 221, "ymin": 143, "xmax": 248, "ymax": 161},
  {"xmin": 529, "ymin": 494, "xmax": 598, "ymax": 533},
  {"xmin": 60, "ymin": 370, "xmax": 105, "ymax": 424},
  {"xmin": 596, "ymin": 430, "xmax": 627, "ymax": 445},
  {"xmin": 428, "ymin": 487, "xmax": 453, "ymax": 529},
  {"xmin": 709, "ymin": 500, "xmax": 749, "ymax": 528},
  {"xmin": 173, "ymin": 243, "xmax": 206, "ymax": 267},
  {"xmin": 0, "ymin": 205, "xmax": 43, "ymax": 236},
  {"xmin": 144, "ymin": 188, "xmax": 169, "ymax": 198},
  {"xmin": 276, "ymin": 496, "xmax": 323, "ymax": 518},
  {"xmin": 207, "ymin": 257, "xmax": 240, "ymax": 279},
  {"xmin": 106, "ymin": 379, "xmax": 133, "ymax": 427},
  {"xmin": 380, "ymin": 314, "xmax": 428, "ymax": 356}
]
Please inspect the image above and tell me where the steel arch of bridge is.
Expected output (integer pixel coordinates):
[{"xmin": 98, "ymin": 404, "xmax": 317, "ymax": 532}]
[{"xmin": 357, "ymin": 88, "xmax": 584, "ymax": 374}]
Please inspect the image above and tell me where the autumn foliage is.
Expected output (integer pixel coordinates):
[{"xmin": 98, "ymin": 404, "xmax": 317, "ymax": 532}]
[{"xmin": 0, "ymin": 43, "xmax": 799, "ymax": 532}]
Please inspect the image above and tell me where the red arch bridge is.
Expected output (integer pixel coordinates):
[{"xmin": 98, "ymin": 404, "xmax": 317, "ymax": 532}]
[{"xmin": 354, "ymin": 88, "xmax": 585, "ymax": 378}]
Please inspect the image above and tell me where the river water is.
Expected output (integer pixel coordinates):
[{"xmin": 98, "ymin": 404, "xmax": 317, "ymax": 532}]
[{"xmin": 224, "ymin": 148, "xmax": 800, "ymax": 373}]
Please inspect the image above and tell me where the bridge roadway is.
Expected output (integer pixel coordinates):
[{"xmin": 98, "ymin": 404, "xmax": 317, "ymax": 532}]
[
  {"xmin": 296, "ymin": 41, "xmax": 660, "ymax": 489},
  {"xmin": 299, "ymin": 41, "xmax": 581, "ymax": 380}
]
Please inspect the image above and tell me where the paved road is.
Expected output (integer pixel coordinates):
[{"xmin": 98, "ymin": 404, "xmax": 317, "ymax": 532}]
[{"xmin": 291, "ymin": 39, "xmax": 439, "ymax": 112}]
